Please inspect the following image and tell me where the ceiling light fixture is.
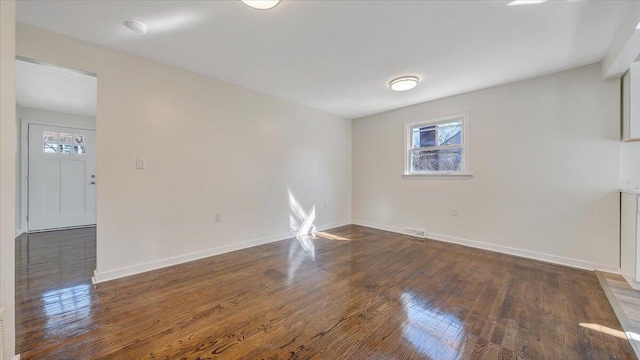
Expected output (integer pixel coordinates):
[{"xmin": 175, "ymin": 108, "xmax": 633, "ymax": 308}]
[
  {"xmin": 389, "ymin": 76, "xmax": 419, "ymax": 92},
  {"xmin": 240, "ymin": 0, "xmax": 281, "ymax": 10},
  {"xmin": 123, "ymin": 20, "xmax": 148, "ymax": 34},
  {"xmin": 507, "ymin": 0, "xmax": 547, "ymax": 6}
]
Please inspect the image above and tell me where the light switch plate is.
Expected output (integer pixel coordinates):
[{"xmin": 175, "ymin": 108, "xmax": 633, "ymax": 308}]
[{"xmin": 136, "ymin": 159, "xmax": 145, "ymax": 170}]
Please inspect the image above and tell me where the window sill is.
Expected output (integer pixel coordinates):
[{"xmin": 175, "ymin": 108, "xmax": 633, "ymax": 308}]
[{"xmin": 402, "ymin": 173, "xmax": 473, "ymax": 180}]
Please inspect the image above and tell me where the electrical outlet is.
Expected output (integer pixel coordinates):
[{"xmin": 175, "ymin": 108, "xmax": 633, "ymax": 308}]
[
  {"xmin": 136, "ymin": 158, "xmax": 145, "ymax": 170},
  {"xmin": 215, "ymin": 212, "xmax": 222, "ymax": 222},
  {"xmin": 324, "ymin": 202, "xmax": 327, "ymax": 209},
  {"xmin": 450, "ymin": 208, "xmax": 459, "ymax": 217}
]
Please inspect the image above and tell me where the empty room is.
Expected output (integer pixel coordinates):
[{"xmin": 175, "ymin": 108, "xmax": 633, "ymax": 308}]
[{"xmin": 4, "ymin": 0, "xmax": 640, "ymax": 359}]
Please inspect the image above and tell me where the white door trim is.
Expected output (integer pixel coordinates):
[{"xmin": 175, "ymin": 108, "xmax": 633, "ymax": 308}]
[{"xmin": 20, "ymin": 118, "xmax": 96, "ymax": 233}]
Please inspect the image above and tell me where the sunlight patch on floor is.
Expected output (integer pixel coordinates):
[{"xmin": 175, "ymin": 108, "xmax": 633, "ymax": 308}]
[
  {"xmin": 316, "ymin": 232, "xmax": 351, "ymax": 241},
  {"xmin": 579, "ymin": 322, "xmax": 640, "ymax": 341}
]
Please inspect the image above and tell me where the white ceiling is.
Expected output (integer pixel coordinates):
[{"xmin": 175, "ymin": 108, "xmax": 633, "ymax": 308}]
[
  {"xmin": 16, "ymin": 0, "xmax": 630, "ymax": 119},
  {"xmin": 16, "ymin": 59, "xmax": 97, "ymax": 117}
]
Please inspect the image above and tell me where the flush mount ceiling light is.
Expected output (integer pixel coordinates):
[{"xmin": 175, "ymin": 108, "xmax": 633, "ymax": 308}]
[
  {"xmin": 389, "ymin": 76, "xmax": 419, "ymax": 92},
  {"xmin": 507, "ymin": 0, "xmax": 547, "ymax": 5},
  {"xmin": 240, "ymin": 0, "xmax": 281, "ymax": 10},
  {"xmin": 123, "ymin": 20, "xmax": 148, "ymax": 34}
]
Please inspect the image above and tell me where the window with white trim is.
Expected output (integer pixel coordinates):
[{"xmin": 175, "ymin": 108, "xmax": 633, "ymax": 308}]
[{"xmin": 405, "ymin": 113, "xmax": 469, "ymax": 176}]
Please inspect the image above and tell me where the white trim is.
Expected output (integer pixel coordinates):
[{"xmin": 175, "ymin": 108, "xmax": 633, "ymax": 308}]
[
  {"xmin": 15, "ymin": 229, "xmax": 23, "ymax": 237},
  {"xmin": 92, "ymin": 220, "xmax": 351, "ymax": 284},
  {"xmin": 27, "ymin": 224, "xmax": 95, "ymax": 234},
  {"xmin": 622, "ymin": 274, "xmax": 640, "ymax": 290},
  {"xmin": 16, "ymin": 56, "xmax": 96, "ymax": 77},
  {"xmin": 402, "ymin": 173, "xmax": 473, "ymax": 180},
  {"xmin": 353, "ymin": 220, "xmax": 404, "ymax": 234},
  {"xmin": 352, "ymin": 219, "xmax": 621, "ymax": 274},
  {"xmin": 14, "ymin": 355, "xmax": 21, "ymax": 360},
  {"xmin": 20, "ymin": 119, "xmax": 27, "ymax": 234},
  {"xmin": 620, "ymin": 188, "xmax": 640, "ymax": 195},
  {"xmin": 404, "ymin": 111, "xmax": 470, "ymax": 177},
  {"xmin": 91, "ymin": 218, "xmax": 622, "ymax": 284}
]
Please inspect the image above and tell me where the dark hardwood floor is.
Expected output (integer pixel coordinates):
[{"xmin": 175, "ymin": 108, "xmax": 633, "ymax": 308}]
[{"xmin": 15, "ymin": 225, "xmax": 635, "ymax": 359}]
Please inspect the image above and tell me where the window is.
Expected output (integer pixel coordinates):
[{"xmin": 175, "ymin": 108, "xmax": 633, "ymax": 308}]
[
  {"xmin": 404, "ymin": 112, "xmax": 470, "ymax": 177},
  {"xmin": 43, "ymin": 131, "xmax": 87, "ymax": 155}
]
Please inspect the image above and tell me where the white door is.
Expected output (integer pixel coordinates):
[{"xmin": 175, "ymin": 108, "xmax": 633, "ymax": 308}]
[{"xmin": 28, "ymin": 124, "xmax": 96, "ymax": 231}]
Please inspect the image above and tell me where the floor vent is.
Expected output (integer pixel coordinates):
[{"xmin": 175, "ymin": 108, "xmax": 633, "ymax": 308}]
[
  {"xmin": 404, "ymin": 227, "xmax": 426, "ymax": 238},
  {"xmin": 1, "ymin": 307, "xmax": 5, "ymax": 360}
]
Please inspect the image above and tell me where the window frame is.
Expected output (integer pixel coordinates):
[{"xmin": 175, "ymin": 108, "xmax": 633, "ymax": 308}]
[
  {"xmin": 42, "ymin": 130, "xmax": 87, "ymax": 155},
  {"xmin": 403, "ymin": 111, "xmax": 472, "ymax": 179}
]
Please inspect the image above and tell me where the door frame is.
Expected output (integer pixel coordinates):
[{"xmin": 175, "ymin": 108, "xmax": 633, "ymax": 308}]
[{"xmin": 20, "ymin": 119, "xmax": 96, "ymax": 233}]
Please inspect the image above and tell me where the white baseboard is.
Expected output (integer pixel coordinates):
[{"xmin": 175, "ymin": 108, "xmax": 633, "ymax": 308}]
[
  {"xmin": 92, "ymin": 220, "xmax": 351, "ymax": 284},
  {"xmin": 352, "ymin": 219, "xmax": 621, "ymax": 274},
  {"xmin": 352, "ymin": 220, "xmax": 404, "ymax": 234},
  {"xmin": 317, "ymin": 220, "xmax": 352, "ymax": 231},
  {"xmin": 15, "ymin": 354, "xmax": 21, "ymax": 360},
  {"xmin": 622, "ymin": 274, "xmax": 640, "ymax": 290},
  {"xmin": 15, "ymin": 229, "xmax": 24, "ymax": 238},
  {"xmin": 92, "ymin": 218, "xmax": 618, "ymax": 284}
]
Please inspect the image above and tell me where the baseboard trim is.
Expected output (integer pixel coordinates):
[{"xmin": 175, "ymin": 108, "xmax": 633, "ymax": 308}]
[
  {"xmin": 92, "ymin": 220, "xmax": 351, "ymax": 284},
  {"xmin": 92, "ymin": 218, "xmax": 618, "ymax": 284},
  {"xmin": 28, "ymin": 224, "xmax": 96, "ymax": 234},
  {"xmin": 15, "ymin": 229, "xmax": 24, "ymax": 238},
  {"xmin": 621, "ymin": 274, "xmax": 640, "ymax": 290},
  {"xmin": 352, "ymin": 219, "xmax": 621, "ymax": 274}
]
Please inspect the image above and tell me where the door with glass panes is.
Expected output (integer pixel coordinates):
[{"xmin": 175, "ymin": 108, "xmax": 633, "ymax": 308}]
[{"xmin": 28, "ymin": 124, "xmax": 96, "ymax": 231}]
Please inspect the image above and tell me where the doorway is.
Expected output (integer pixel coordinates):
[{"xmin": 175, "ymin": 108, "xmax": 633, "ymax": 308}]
[
  {"xmin": 15, "ymin": 57, "xmax": 97, "ymax": 233},
  {"xmin": 15, "ymin": 57, "xmax": 98, "ymax": 357},
  {"xmin": 27, "ymin": 124, "xmax": 96, "ymax": 231}
]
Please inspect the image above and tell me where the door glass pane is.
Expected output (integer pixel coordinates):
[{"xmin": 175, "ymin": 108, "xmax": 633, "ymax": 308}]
[
  {"xmin": 73, "ymin": 145, "xmax": 86, "ymax": 154},
  {"xmin": 43, "ymin": 132, "xmax": 58, "ymax": 143},
  {"xmin": 59, "ymin": 133, "xmax": 73, "ymax": 144},
  {"xmin": 73, "ymin": 134, "xmax": 85, "ymax": 145},
  {"xmin": 60, "ymin": 144, "xmax": 73, "ymax": 154},
  {"xmin": 43, "ymin": 142, "xmax": 58, "ymax": 153},
  {"xmin": 43, "ymin": 131, "xmax": 59, "ymax": 153},
  {"xmin": 411, "ymin": 148, "xmax": 462, "ymax": 172}
]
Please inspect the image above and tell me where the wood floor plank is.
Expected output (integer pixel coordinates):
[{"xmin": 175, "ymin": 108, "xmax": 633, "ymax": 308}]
[{"xmin": 15, "ymin": 225, "xmax": 635, "ymax": 359}]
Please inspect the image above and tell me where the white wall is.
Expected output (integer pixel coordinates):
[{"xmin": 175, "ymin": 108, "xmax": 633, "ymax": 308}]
[
  {"xmin": 17, "ymin": 106, "xmax": 96, "ymax": 129},
  {"xmin": 353, "ymin": 64, "xmax": 621, "ymax": 270},
  {"xmin": 0, "ymin": 1, "xmax": 16, "ymax": 358},
  {"xmin": 16, "ymin": 23, "xmax": 352, "ymax": 282},
  {"xmin": 621, "ymin": 141, "xmax": 640, "ymax": 183},
  {"xmin": 14, "ymin": 106, "xmax": 96, "ymax": 233}
]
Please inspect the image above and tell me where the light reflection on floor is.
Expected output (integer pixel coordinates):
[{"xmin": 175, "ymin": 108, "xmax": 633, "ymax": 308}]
[
  {"xmin": 42, "ymin": 284, "xmax": 92, "ymax": 334},
  {"xmin": 286, "ymin": 230, "xmax": 351, "ymax": 285},
  {"xmin": 400, "ymin": 291, "xmax": 466, "ymax": 358},
  {"xmin": 287, "ymin": 234, "xmax": 316, "ymax": 285}
]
